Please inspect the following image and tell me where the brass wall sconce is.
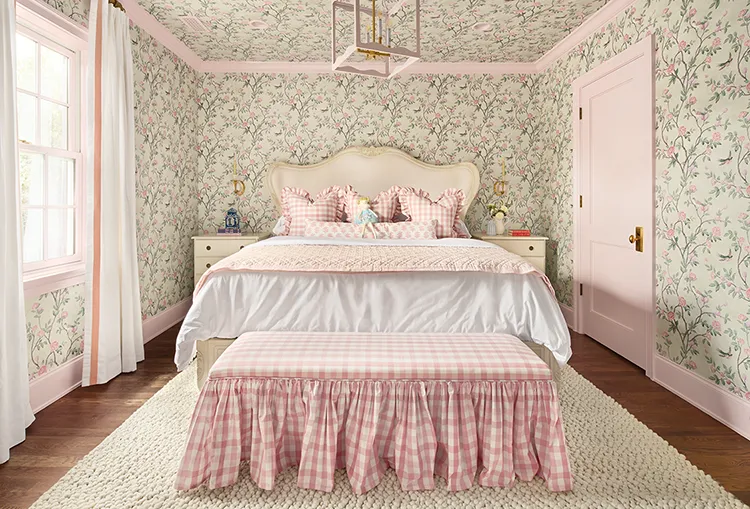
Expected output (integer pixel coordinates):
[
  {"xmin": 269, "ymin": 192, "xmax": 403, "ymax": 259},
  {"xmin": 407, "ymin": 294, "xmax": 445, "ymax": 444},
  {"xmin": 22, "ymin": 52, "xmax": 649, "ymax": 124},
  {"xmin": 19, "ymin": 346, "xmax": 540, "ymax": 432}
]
[
  {"xmin": 494, "ymin": 159, "xmax": 508, "ymax": 196},
  {"xmin": 232, "ymin": 154, "xmax": 245, "ymax": 197}
]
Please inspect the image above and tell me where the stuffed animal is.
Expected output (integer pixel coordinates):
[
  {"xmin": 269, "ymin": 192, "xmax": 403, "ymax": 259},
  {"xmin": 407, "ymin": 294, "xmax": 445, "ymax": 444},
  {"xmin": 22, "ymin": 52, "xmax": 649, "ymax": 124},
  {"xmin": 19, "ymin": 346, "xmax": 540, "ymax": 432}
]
[{"xmin": 353, "ymin": 196, "xmax": 379, "ymax": 238}]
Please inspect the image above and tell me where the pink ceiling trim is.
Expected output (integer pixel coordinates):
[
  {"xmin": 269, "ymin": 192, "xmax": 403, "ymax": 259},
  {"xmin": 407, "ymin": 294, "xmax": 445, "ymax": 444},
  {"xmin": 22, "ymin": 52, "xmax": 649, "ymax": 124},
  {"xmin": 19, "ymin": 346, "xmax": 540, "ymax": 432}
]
[
  {"xmin": 405, "ymin": 62, "xmax": 538, "ymax": 75},
  {"xmin": 120, "ymin": 0, "xmax": 203, "ymax": 69},
  {"xmin": 199, "ymin": 60, "xmax": 538, "ymax": 75},
  {"xmin": 535, "ymin": 0, "xmax": 637, "ymax": 71},
  {"xmin": 123, "ymin": 0, "xmax": 637, "ymax": 75}
]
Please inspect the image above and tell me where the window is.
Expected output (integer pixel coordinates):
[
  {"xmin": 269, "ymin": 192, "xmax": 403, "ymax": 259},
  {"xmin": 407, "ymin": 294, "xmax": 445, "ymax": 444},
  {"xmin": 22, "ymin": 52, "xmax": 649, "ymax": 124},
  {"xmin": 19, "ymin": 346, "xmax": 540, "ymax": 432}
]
[{"xmin": 16, "ymin": 8, "xmax": 86, "ymax": 296}]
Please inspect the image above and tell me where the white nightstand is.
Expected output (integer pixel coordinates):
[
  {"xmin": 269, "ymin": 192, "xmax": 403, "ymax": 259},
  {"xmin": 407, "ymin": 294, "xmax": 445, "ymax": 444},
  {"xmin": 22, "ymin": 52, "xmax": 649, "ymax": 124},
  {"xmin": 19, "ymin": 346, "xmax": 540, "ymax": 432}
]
[
  {"xmin": 476, "ymin": 235, "xmax": 548, "ymax": 275},
  {"xmin": 192, "ymin": 233, "xmax": 270, "ymax": 286}
]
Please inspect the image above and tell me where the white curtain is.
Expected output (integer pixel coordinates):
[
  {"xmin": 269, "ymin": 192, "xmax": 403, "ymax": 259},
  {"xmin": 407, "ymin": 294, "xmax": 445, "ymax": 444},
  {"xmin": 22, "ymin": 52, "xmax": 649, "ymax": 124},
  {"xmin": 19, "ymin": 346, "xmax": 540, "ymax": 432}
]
[
  {"xmin": 83, "ymin": 0, "xmax": 143, "ymax": 386},
  {"xmin": 0, "ymin": 0, "xmax": 35, "ymax": 464}
]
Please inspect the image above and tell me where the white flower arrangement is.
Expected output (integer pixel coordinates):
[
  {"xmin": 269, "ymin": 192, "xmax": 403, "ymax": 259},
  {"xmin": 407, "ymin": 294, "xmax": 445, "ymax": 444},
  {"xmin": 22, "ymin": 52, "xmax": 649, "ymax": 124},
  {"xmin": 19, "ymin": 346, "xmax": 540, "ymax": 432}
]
[{"xmin": 487, "ymin": 203, "xmax": 509, "ymax": 220}]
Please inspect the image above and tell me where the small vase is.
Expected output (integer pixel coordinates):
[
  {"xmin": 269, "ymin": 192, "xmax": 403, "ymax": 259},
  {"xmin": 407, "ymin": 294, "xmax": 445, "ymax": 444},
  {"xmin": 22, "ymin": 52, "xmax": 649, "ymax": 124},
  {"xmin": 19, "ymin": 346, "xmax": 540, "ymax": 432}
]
[
  {"xmin": 486, "ymin": 218, "xmax": 497, "ymax": 236},
  {"xmin": 494, "ymin": 217, "xmax": 506, "ymax": 235}
]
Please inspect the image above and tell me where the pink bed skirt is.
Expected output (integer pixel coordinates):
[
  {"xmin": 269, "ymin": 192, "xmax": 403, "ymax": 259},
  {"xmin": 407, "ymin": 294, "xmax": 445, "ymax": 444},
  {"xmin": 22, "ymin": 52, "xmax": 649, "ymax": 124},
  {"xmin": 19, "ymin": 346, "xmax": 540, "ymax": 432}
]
[{"xmin": 175, "ymin": 377, "xmax": 573, "ymax": 494}]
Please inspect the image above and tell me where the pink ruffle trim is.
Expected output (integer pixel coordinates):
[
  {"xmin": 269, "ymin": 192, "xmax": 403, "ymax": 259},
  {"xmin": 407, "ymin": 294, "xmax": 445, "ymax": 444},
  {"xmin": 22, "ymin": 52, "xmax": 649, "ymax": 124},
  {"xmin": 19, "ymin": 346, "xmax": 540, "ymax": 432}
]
[{"xmin": 175, "ymin": 378, "xmax": 573, "ymax": 494}]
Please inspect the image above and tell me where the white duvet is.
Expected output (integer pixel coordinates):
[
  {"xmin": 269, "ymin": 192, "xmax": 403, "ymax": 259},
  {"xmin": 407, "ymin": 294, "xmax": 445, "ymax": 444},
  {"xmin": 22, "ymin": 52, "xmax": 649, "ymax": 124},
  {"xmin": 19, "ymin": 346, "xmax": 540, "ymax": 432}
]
[{"xmin": 175, "ymin": 237, "xmax": 571, "ymax": 370}]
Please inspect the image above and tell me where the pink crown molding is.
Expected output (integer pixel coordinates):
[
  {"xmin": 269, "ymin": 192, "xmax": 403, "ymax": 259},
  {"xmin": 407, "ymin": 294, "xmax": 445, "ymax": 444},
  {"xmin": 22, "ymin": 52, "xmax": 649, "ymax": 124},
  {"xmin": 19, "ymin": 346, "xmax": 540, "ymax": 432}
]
[
  {"xmin": 120, "ymin": 0, "xmax": 636, "ymax": 75},
  {"xmin": 200, "ymin": 60, "xmax": 538, "ymax": 75},
  {"xmin": 17, "ymin": 0, "xmax": 88, "ymax": 44},
  {"xmin": 534, "ymin": 0, "xmax": 637, "ymax": 71},
  {"xmin": 120, "ymin": 0, "xmax": 203, "ymax": 69},
  {"xmin": 405, "ymin": 62, "xmax": 538, "ymax": 75}
]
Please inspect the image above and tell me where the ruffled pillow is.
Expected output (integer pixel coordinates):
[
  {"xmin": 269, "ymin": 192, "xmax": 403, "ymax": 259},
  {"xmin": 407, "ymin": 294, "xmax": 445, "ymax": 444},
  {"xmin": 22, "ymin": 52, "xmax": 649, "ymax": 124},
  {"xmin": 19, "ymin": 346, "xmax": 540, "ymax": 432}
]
[
  {"xmin": 280, "ymin": 186, "xmax": 344, "ymax": 236},
  {"xmin": 397, "ymin": 187, "xmax": 469, "ymax": 239},
  {"xmin": 343, "ymin": 185, "xmax": 400, "ymax": 223}
]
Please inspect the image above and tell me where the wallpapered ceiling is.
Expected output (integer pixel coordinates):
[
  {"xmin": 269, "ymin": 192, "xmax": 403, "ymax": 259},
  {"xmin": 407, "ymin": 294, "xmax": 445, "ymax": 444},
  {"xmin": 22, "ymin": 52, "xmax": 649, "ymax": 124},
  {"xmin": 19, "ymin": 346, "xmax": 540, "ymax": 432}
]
[
  {"xmin": 28, "ymin": 0, "xmax": 200, "ymax": 380},
  {"xmin": 195, "ymin": 72, "xmax": 547, "ymax": 242},
  {"xmin": 539, "ymin": 0, "xmax": 750, "ymax": 400},
  {"xmin": 138, "ymin": 0, "xmax": 608, "ymax": 62}
]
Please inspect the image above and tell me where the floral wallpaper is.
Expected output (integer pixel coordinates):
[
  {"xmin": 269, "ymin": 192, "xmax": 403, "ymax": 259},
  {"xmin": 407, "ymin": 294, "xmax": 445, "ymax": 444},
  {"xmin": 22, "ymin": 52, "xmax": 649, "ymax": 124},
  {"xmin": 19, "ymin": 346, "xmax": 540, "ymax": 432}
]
[
  {"xmin": 24, "ymin": 0, "xmax": 200, "ymax": 380},
  {"xmin": 40, "ymin": 0, "xmax": 88, "ymax": 27},
  {"xmin": 26, "ymin": 285, "xmax": 85, "ymax": 381},
  {"xmin": 138, "ymin": 0, "xmax": 607, "ymax": 63},
  {"xmin": 132, "ymin": 26, "xmax": 200, "ymax": 320},
  {"xmin": 539, "ymin": 0, "xmax": 750, "ymax": 399},
  {"xmin": 195, "ymin": 72, "xmax": 547, "ymax": 236}
]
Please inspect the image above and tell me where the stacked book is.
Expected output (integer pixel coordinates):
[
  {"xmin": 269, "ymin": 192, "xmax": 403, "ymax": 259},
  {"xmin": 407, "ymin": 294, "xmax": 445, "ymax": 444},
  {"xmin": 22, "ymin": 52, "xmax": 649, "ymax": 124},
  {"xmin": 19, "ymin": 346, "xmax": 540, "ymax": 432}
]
[{"xmin": 509, "ymin": 229, "xmax": 531, "ymax": 237}]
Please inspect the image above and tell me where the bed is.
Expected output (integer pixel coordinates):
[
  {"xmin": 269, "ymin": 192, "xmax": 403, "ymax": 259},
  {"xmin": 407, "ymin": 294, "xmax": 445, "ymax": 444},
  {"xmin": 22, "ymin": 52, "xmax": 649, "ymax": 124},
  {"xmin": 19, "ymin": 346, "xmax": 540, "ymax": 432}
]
[{"xmin": 174, "ymin": 146, "xmax": 571, "ymax": 386}]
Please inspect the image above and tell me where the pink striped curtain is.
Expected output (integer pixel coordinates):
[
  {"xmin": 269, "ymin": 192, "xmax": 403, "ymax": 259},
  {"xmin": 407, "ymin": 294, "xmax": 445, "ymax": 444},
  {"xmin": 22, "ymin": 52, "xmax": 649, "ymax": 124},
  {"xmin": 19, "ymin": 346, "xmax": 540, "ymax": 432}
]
[{"xmin": 82, "ymin": 0, "xmax": 143, "ymax": 386}]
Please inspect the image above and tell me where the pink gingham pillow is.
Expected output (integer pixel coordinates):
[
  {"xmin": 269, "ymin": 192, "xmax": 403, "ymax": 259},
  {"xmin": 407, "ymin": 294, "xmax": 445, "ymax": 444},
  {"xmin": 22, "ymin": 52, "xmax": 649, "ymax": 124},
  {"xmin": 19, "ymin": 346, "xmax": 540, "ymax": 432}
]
[
  {"xmin": 397, "ymin": 187, "xmax": 469, "ymax": 238},
  {"xmin": 304, "ymin": 220, "xmax": 438, "ymax": 239},
  {"xmin": 280, "ymin": 186, "xmax": 344, "ymax": 236},
  {"xmin": 343, "ymin": 185, "xmax": 400, "ymax": 223}
]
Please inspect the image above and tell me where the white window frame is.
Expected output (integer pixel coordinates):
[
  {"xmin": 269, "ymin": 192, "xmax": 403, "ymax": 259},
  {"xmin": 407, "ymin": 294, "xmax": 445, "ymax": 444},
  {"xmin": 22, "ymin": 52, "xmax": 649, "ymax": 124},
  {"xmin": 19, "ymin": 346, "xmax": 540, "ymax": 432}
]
[{"xmin": 16, "ymin": 0, "xmax": 88, "ymax": 298}]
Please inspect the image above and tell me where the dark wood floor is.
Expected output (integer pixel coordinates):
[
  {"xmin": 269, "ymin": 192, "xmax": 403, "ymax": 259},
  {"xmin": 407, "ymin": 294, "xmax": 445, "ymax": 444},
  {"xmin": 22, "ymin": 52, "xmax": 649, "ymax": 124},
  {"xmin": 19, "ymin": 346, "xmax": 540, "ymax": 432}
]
[{"xmin": 1, "ymin": 326, "xmax": 749, "ymax": 508}]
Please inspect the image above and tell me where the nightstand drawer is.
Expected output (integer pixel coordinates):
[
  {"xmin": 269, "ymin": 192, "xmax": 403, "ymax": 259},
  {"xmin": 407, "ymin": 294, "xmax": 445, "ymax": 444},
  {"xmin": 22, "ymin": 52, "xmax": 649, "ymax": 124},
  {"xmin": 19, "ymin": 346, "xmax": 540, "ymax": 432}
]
[
  {"xmin": 194, "ymin": 256, "xmax": 226, "ymax": 271},
  {"xmin": 194, "ymin": 238, "xmax": 251, "ymax": 257},
  {"xmin": 494, "ymin": 239, "xmax": 545, "ymax": 257}
]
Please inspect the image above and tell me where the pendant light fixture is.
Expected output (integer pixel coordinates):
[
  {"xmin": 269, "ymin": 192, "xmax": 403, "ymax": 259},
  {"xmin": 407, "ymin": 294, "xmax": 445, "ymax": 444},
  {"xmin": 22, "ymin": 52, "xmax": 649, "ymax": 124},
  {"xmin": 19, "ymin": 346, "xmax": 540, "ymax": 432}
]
[{"xmin": 331, "ymin": 0, "xmax": 421, "ymax": 79}]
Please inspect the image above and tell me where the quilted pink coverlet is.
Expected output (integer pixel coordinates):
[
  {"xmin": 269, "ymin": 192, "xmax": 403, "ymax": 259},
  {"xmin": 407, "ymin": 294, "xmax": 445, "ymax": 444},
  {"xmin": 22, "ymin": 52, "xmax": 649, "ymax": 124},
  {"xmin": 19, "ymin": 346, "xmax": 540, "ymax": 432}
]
[
  {"xmin": 194, "ymin": 243, "xmax": 554, "ymax": 295},
  {"xmin": 175, "ymin": 332, "xmax": 572, "ymax": 494}
]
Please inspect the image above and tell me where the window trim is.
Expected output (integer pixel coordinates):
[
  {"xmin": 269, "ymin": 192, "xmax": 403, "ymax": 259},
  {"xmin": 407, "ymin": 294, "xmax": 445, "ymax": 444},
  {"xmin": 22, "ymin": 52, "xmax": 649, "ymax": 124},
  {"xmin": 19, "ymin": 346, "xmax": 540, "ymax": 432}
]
[{"xmin": 17, "ymin": 0, "xmax": 88, "ymax": 298}]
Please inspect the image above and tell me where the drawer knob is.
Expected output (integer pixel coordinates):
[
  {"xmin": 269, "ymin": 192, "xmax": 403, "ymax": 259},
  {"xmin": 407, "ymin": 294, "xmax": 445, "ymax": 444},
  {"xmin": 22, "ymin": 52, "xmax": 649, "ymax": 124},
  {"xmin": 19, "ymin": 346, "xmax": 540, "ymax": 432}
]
[
  {"xmin": 205, "ymin": 263, "xmax": 211, "ymax": 268},
  {"xmin": 239, "ymin": 245, "xmax": 244, "ymax": 249},
  {"xmin": 528, "ymin": 246, "xmax": 534, "ymax": 251},
  {"xmin": 205, "ymin": 245, "xmax": 211, "ymax": 251}
]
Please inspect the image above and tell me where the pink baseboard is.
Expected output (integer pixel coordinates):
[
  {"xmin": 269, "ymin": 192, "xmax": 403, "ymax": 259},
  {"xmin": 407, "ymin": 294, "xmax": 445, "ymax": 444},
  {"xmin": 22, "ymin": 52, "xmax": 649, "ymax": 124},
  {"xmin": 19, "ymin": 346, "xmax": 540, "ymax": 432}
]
[
  {"xmin": 559, "ymin": 303, "xmax": 577, "ymax": 332},
  {"xmin": 142, "ymin": 298, "xmax": 192, "ymax": 344},
  {"xmin": 28, "ymin": 356, "xmax": 84, "ymax": 414},
  {"xmin": 28, "ymin": 297, "xmax": 192, "ymax": 414},
  {"xmin": 652, "ymin": 355, "xmax": 750, "ymax": 441}
]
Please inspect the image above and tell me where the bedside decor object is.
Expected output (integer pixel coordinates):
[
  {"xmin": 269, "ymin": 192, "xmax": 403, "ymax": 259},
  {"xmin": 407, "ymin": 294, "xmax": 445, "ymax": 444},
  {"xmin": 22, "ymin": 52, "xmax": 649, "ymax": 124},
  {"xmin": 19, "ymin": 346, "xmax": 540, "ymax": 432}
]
[
  {"xmin": 220, "ymin": 207, "xmax": 241, "ymax": 235},
  {"xmin": 476, "ymin": 234, "xmax": 548, "ymax": 274},
  {"xmin": 486, "ymin": 202, "xmax": 509, "ymax": 236},
  {"xmin": 331, "ymin": 0, "xmax": 420, "ymax": 79},
  {"xmin": 510, "ymin": 229, "xmax": 531, "ymax": 237},
  {"xmin": 486, "ymin": 218, "xmax": 496, "ymax": 236},
  {"xmin": 494, "ymin": 216, "xmax": 506, "ymax": 235},
  {"xmin": 231, "ymin": 154, "xmax": 245, "ymax": 197}
]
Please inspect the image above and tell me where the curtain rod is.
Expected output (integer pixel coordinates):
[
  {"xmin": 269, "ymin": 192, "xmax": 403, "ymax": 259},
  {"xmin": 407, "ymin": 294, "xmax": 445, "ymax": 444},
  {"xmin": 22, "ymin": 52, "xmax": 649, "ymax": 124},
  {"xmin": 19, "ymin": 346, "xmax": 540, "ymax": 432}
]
[{"xmin": 108, "ymin": 0, "xmax": 125, "ymax": 12}]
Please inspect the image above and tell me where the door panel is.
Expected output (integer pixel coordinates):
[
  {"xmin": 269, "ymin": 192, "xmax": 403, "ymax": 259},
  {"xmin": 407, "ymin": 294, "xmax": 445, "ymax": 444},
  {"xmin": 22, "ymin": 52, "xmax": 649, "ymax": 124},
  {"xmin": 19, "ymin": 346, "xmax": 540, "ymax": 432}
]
[{"xmin": 578, "ymin": 41, "xmax": 653, "ymax": 370}]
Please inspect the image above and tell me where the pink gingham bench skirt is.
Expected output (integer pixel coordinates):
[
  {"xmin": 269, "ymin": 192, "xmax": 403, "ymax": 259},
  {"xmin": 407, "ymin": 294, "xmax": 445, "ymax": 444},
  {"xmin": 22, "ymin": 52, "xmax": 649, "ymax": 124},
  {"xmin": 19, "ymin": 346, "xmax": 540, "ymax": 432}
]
[{"xmin": 174, "ymin": 332, "xmax": 573, "ymax": 494}]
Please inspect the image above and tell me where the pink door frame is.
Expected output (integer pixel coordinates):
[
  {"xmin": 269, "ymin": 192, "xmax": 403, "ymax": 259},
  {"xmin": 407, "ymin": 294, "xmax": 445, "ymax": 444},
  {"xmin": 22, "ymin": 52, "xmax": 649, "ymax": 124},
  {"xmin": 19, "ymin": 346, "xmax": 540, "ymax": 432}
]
[{"xmin": 571, "ymin": 35, "xmax": 657, "ymax": 378}]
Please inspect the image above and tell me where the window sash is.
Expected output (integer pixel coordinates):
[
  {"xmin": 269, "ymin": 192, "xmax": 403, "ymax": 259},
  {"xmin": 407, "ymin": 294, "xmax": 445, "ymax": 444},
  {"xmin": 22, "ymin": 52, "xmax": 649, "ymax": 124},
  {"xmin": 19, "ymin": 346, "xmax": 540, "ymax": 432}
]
[
  {"xmin": 15, "ymin": 23, "xmax": 84, "ymax": 277},
  {"xmin": 19, "ymin": 148, "xmax": 84, "ymax": 273},
  {"xmin": 15, "ymin": 24, "xmax": 80, "ymax": 152}
]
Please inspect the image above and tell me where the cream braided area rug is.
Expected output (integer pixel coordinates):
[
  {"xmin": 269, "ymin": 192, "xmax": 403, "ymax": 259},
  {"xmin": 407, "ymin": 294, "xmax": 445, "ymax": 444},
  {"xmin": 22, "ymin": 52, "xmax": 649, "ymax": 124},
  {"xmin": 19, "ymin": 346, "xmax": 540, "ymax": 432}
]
[{"xmin": 30, "ymin": 364, "xmax": 746, "ymax": 509}]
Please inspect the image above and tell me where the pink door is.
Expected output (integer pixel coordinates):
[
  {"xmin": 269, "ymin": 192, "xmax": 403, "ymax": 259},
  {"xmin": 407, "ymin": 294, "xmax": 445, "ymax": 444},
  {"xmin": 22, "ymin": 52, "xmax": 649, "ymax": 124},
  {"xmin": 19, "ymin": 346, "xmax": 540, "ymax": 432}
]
[{"xmin": 576, "ymin": 37, "xmax": 654, "ymax": 371}]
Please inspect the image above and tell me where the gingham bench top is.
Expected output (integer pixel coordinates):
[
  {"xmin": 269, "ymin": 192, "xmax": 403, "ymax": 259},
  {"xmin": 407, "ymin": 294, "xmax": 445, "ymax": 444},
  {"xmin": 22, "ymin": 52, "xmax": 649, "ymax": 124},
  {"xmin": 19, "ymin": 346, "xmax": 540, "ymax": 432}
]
[{"xmin": 209, "ymin": 332, "xmax": 552, "ymax": 382}]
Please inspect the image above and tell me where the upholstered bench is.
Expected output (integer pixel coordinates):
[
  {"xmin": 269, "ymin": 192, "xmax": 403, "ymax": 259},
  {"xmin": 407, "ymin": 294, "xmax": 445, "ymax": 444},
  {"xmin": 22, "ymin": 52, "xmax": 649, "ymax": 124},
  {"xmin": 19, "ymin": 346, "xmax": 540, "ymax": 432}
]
[{"xmin": 175, "ymin": 332, "xmax": 572, "ymax": 494}]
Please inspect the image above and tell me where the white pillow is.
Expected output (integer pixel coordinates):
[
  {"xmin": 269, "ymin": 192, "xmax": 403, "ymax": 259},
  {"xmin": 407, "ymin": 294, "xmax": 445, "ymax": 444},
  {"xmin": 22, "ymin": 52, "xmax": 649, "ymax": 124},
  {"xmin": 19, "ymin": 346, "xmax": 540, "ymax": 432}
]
[{"xmin": 272, "ymin": 216, "xmax": 286, "ymax": 235}]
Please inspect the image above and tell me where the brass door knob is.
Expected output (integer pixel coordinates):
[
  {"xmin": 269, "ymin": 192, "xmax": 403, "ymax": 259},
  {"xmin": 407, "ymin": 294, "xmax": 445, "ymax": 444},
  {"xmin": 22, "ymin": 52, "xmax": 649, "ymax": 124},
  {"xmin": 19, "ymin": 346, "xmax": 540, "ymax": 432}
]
[{"xmin": 629, "ymin": 234, "xmax": 639, "ymax": 243}]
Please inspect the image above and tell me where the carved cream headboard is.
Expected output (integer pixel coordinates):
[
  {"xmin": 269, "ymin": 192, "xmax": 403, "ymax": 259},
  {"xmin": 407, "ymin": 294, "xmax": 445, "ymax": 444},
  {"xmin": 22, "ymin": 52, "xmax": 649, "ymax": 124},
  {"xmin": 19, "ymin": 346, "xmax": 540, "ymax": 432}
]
[{"xmin": 267, "ymin": 146, "xmax": 480, "ymax": 219}]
